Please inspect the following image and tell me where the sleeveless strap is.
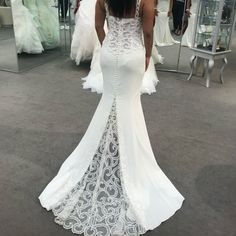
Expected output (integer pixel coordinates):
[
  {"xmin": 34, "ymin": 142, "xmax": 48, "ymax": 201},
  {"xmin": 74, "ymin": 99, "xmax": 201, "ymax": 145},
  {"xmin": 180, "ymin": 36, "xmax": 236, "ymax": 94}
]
[
  {"xmin": 135, "ymin": 0, "xmax": 141, "ymax": 18},
  {"xmin": 104, "ymin": 0, "xmax": 109, "ymax": 18},
  {"xmin": 105, "ymin": 0, "xmax": 141, "ymax": 18}
]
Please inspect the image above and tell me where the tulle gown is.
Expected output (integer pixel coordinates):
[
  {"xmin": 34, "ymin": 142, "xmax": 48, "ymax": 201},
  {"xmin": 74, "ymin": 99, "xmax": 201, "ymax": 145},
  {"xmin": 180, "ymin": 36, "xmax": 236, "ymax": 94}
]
[
  {"xmin": 36, "ymin": 0, "xmax": 60, "ymax": 49},
  {"xmin": 11, "ymin": 0, "xmax": 43, "ymax": 54},
  {"xmin": 23, "ymin": 0, "xmax": 45, "ymax": 43},
  {"xmin": 70, "ymin": 0, "xmax": 163, "ymax": 94},
  {"xmin": 70, "ymin": 0, "xmax": 98, "ymax": 64},
  {"xmin": 39, "ymin": 0, "xmax": 184, "ymax": 235}
]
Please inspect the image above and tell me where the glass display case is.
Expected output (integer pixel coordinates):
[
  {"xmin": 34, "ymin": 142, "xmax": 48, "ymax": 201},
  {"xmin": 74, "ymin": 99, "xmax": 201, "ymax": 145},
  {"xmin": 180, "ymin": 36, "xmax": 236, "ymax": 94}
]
[{"xmin": 187, "ymin": 0, "xmax": 236, "ymax": 87}]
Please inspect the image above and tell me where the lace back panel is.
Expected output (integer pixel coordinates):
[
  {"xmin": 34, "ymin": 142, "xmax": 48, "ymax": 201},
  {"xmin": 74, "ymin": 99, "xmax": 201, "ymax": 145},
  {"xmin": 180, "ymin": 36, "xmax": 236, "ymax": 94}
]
[
  {"xmin": 103, "ymin": 0, "xmax": 143, "ymax": 54},
  {"xmin": 52, "ymin": 99, "xmax": 146, "ymax": 236}
]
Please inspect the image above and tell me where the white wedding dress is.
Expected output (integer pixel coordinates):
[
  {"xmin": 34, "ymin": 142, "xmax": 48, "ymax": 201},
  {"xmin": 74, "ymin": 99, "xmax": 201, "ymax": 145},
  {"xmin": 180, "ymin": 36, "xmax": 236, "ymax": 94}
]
[
  {"xmin": 82, "ymin": 42, "xmax": 162, "ymax": 95},
  {"xmin": 71, "ymin": 0, "xmax": 163, "ymax": 94},
  {"xmin": 70, "ymin": 0, "xmax": 97, "ymax": 64},
  {"xmin": 11, "ymin": 0, "xmax": 43, "ymax": 54},
  {"xmin": 154, "ymin": 1, "xmax": 179, "ymax": 46},
  {"xmin": 23, "ymin": 0, "xmax": 43, "ymax": 40},
  {"xmin": 39, "ymin": 1, "xmax": 184, "ymax": 235},
  {"xmin": 181, "ymin": 1, "xmax": 198, "ymax": 48}
]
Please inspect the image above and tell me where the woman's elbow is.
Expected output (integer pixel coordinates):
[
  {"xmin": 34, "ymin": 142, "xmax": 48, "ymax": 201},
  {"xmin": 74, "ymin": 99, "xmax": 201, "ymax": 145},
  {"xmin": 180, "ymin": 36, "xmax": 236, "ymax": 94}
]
[
  {"xmin": 143, "ymin": 30, "xmax": 153, "ymax": 39},
  {"xmin": 95, "ymin": 24, "xmax": 103, "ymax": 32}
]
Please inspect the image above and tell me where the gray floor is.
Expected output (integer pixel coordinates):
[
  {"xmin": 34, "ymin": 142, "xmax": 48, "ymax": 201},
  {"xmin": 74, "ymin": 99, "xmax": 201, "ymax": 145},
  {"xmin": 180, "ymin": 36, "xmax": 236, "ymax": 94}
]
[{"xmin": 0, "ymin": 51, "xmax": 236, "ymax": 236}]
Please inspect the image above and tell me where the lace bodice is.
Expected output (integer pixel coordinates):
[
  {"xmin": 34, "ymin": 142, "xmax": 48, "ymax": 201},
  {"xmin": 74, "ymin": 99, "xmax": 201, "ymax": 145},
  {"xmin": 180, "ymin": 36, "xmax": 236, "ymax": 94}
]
[{"xmin": 103, "ymin": 0, "xmax": 144, "ymax": 54}]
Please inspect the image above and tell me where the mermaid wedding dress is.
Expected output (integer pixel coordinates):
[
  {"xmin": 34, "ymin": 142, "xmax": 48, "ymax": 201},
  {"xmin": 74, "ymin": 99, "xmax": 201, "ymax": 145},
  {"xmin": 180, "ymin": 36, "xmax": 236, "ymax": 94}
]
[
  {"xmin": 39, "ymin": 1, "xmax": 184, "ymax": 235},
  {"xmin": 181, "ymin": 1, "xmax": 198, "ymax": 48},
  {"xmin": 70, "ymin": 0, "xmax": 163, "ymax": 94},
  {"xmin": 154, "ymin": 0, "xmax": 179, "ymax": 46}
]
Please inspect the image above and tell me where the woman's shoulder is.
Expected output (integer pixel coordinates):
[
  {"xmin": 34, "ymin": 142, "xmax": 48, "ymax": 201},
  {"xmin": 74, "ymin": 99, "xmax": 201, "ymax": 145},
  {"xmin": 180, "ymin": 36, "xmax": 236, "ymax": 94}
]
[
  {"xmin": 97, "ymin": 0, "xmax": 106, "ymax": 10},
  {"xmin": 140, "ymin": 0, "xmax": 155, "ymax": 8}
]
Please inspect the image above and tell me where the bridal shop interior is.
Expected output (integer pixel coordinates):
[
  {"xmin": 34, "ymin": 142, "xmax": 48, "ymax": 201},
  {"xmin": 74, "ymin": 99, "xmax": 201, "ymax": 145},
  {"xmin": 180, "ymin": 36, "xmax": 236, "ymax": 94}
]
[{"xmin": 0, "ymin": 0, "xmax": 236, "ymax": 235}]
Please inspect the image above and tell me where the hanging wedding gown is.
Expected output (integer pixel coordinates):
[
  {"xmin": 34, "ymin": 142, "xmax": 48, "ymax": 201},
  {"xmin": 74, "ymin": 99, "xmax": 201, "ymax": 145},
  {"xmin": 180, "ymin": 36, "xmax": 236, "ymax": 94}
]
[
  {"xmin": 11, "ymin": 0, "xmax": 43, "ymax": 54},
  {"xmin": 39, "ymin": 1, "xmax": 184, "ymax": 235},
  {"xmin": 71, "ymin": 0, "xmax": 163, "ymax": 94},
  {"xmin": 36, "ymin": 0, "xmax": 60, "ymax": 49},
  {"xmin": 23, "ymin": 0, "xmax": 45, "ymax": 43},
  {"xmin": 70, "ymin": 0, "xmax": 97, "ymax": 64}
]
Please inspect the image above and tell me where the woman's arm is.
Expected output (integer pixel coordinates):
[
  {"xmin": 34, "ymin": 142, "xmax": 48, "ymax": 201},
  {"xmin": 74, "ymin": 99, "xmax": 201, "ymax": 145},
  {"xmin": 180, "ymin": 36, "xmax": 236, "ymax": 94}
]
[
  {"xmin": 142, "ymin": 0, "xmax": 155, "ymax": 71},
  {"xmin": 167, "ymin": 0, "xmax": 173, "ymax": 16},
  {"xmin": 185, "ymin": 0, "xmax": 192, "ymax": 17},
  {"xmin": 95, "ymin": 0, "xmax": 106, "ymax": 45}
]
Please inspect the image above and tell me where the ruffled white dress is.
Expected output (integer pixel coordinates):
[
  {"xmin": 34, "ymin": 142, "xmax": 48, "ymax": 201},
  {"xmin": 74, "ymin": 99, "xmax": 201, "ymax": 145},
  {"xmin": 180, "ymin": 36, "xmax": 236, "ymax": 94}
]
[
  {"xmin": 23, "ymin": 0, "xmax": 45, "ymax": 42},
  {"xmin": 11, "ymin": 0, "xmax": 43, "ymax": 54},
  {"xmin": 39, "ymin": 1, "xmax": 184, "ymax": 235},
  {"xmin": 70, "ymin": 0, "xmax": 97, "ymax": 64}
]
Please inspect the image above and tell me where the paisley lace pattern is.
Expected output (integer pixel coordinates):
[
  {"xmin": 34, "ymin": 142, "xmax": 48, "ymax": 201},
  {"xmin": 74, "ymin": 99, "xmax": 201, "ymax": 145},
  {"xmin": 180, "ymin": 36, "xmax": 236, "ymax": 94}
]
[
  {"xmin": 103, "ymin": 0, "xmax": 143, "ymax": 54},
  {"xmin": 52, "ymin": 99, "xmax": 146, "ymax": 236}
]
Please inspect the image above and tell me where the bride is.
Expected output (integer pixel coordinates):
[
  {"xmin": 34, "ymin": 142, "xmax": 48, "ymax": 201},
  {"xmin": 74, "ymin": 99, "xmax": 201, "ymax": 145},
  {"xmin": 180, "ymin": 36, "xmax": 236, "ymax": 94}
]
[
  {"xmin": 71, "ymin": 0, "xmax": 163, "ymax": 94},
  {"xmin": 39, "ymin": 0, "xmax": 184, "ymax": 235}
]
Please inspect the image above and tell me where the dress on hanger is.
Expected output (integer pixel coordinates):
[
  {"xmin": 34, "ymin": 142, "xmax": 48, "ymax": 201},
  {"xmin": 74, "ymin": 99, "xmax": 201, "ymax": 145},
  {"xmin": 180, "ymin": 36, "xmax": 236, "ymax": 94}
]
[
  {"xmin": 70, "ymin": 0, "xmax": 97, "ymax": 64},
  {"xmin": 11, "ymin": 0, "xmax": 43, "ymax": 54},
  {"xmin": 39, "ymin": 0, "xmax": 184, "ymax": 235},
  {"xmin": 23, "ymin": 0, "xmax": 45, "ymax": 42},
  {"xmin": 36, "ymin": 0, "xmax": 60, "ymax": 49}
]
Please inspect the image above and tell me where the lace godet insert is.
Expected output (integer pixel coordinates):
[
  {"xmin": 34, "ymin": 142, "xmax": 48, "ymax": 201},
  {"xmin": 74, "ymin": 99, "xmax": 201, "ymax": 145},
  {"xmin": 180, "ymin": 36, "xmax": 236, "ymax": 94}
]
[{"xmin": 52, "ymin": 100, "xmax": 146, "ymax": 236}]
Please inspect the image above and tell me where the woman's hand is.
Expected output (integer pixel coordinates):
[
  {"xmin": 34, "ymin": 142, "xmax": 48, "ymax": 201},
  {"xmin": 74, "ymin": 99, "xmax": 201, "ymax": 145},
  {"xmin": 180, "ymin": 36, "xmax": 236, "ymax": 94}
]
[
  {"xmin": 145, "ymin": 56, "xmax": 151, "ymax": 71},
  {"xmin": 185, "ymin": 9, "xmax": 191, "ymax": 17}
]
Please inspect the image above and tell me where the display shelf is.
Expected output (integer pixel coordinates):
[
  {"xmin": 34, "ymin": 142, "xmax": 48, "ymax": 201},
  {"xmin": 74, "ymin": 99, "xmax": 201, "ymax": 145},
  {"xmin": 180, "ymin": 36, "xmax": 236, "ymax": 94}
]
[{"xmin": 187, "ymin": 0, "xmax": 236, "ymax": 87}]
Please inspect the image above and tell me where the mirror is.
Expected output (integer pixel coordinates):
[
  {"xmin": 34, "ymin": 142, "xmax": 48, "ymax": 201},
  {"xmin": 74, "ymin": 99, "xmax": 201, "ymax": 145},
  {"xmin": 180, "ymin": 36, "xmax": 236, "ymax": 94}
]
[
  {"xmin": 155, "ymin": 0, "xmax": 198, "ymax": 72},
  {"xmin": 0, "ymin": 0, "xmax": 18, "ymax": 72},
  {"xmin": 58, "ymin": 0, "xmax": 74, "ymax": 54},
  {"xmin": 179, "ymin": 0, "xmax": 199, "ymax": 72},
  {"xmin": 0, "ymin": 0, "xmax": 63, "ymax": 72},
  {"xmin": 55, "ymin": 0, "xmax": 198, "ymax": 74},
  {"xmin": 14, "ymin": 0, "xmax": 61, "ymax": 72}
]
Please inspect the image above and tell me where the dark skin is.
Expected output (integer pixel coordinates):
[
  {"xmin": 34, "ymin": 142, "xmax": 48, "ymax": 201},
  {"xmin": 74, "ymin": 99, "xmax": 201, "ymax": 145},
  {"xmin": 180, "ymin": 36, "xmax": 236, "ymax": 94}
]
[{"xmin": 95, "ymin": 0, "xmax": 155, "ymax": 71}]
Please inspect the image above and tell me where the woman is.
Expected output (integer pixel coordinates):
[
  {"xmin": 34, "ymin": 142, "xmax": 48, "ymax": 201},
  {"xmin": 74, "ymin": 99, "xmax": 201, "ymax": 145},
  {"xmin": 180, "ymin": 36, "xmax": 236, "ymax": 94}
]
[
  {"xmin": 39, "ymin": 0, "xmax": 184, "ymax": 235},
  {"xmin": 71, "ymin": 0, "xmax": 163, "ymax": 95},
  {"xmin": 168, "ymin": 0, "xmax": 191, "ymax": 35}
]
